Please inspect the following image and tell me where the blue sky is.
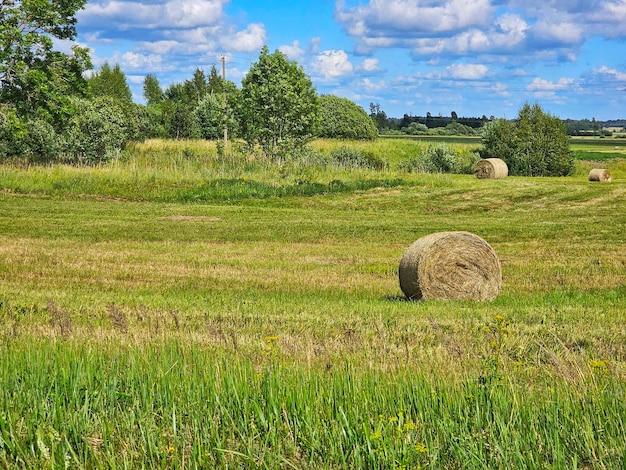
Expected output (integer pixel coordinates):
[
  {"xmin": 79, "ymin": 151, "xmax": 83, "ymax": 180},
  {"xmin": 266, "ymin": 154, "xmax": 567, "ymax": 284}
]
[{"xmin": 73, "ymin": 0, "xmax": 626, "ymax": 120}]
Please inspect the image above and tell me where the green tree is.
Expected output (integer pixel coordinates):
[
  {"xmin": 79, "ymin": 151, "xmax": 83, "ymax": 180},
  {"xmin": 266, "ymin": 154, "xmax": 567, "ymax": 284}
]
[
  {"xmin": 480, "ymin": 103, "xmax": 573, "ymax": 176},
  {"xmin": 87, "ymin": 62, "xmax": 132, "ymax": 102},
  {"xmin": 143, "ymin": 74, "xmax": 163, "ymax": 106},
  {"xmin": 238, "ymin": 45, "xmax": 319, "ymax": 158},
  {"xmin": 369, "ymin": 102, "xmax": 388, "ymax": 131},
  {"xmin": 63, "ymin": 96, "xmax": 133, "ymax": 164},
  {"xmin": 0, "ymin": 0, "xmax": 91, "ymax": 128},
  {"xmin": 317, "ymin": 95, "xmax": 377, "ymax": 140},
  {"xmin": 207, "ymin": 65, "xmax": 224, "ymax": 95}
]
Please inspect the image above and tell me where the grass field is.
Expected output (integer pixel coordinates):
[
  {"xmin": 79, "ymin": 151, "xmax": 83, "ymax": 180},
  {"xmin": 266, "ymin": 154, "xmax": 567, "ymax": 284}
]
[{"xmin": 1, "ymin": 138, "xmax": 625, "ymax": 468}]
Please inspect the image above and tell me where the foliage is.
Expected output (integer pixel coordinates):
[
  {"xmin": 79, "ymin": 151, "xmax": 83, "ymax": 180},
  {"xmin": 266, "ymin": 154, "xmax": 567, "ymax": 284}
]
[
  {"xmin": 193, "ymin": 94, "xmax": 224, "ymax": 140},
  {"xmin": 405, "ymin": 122, "xmax": 429, "ymax": 135},
  {"xmin": 193, "ymin": 78, "xmax": 239, "ymax": 141},
  {"xmin": 63, "ymin": 96, "xmax": 133, "ymax": 164},
  {"xmin": 327, "ymin": 146, "xmax": 387, "ymax": 170},
  {"xmin": 0, "ymin": 104, "xmax": 27, "ymax": 159},
  {"xmin": 161, "ymin": 101, "xmax": 200, "ymax": 140},
  {"xmin": 318, "ymin": 95, "xmax": 378, "ymax": 140},
  {"xmin": 0, "ymin": 0, "xmax": 91, "ymax": 129},
  {"xmin": 143, "ymin": 73, "xmax": 163, "ymax": 106},
  {"xmin": 238, "ymin": 46, "xmax": 319, "ymax": 159},
  {"xmin": 0, "ymin": 103, "xmax": 63, "ymax": 163},
  {"xmin": 369, "ymin": 102, "xmax": 388, "ymax": 131},
  {"xmin": 87, "ymin": 62, "xmax": 133, "ymax": 103},
  {"xmin": 480, "ymin": 103, "xmax": 574, "ymax": 176},
  {"xmin": 399, "ymin": 144, "xmax": 480, "ymax": 174},
  {"xmin": 24, "ymin": 117, "xmax": 64, "ymax": 164}
]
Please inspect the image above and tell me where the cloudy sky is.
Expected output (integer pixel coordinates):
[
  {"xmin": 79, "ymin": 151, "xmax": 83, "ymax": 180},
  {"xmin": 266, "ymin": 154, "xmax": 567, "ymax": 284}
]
[{"xmin": 75, "ymin": 0, "xmax": 626, "ymax": 120}]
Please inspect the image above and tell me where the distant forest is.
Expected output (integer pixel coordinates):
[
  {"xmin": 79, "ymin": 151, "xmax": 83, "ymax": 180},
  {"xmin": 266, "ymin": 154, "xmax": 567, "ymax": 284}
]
[{"xmin": 369, "ymin": 103, "xmax": 626, "ymax": 137}]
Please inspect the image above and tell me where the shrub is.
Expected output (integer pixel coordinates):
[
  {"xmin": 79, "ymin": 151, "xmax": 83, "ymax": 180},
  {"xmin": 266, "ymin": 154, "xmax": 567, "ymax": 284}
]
[
  {"xmin": 404, "ymin": 122, "xmax": 429, "ymax": 135},
  {"xmin": 0, "ymin": 105, "xmax": 28, "ymax": 160},
  {"xmin": 399, "ymin": 145, "xmax": 479, "ymax": 174},
  {"xmin": 63, "ymin": 97, "xmax": 133, "ymax": 164},
  {"xmin": 480, "ymin": 103, "xmax": 574, "ymax": 176},
  {"xmin": 24, "ymin": 119, "xmax": 64, "ymax": 164},
  {"xmin": 328, "ymin": 147, "xmax": 387, "ymax": 170},
  {"xmin": 318, "ymin": 95, "xmax": 378, "ymax": 140}
]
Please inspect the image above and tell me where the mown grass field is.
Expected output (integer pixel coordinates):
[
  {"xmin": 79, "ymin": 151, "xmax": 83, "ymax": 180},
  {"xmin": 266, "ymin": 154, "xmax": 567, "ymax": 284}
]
[{"xmin": 1, "ymin": 138, "xmax": 625, "ymax": 468}]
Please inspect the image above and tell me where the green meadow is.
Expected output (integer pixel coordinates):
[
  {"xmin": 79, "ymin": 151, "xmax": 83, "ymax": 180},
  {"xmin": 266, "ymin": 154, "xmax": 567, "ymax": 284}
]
[{"xmin": 1, "ymin": 138, "xmax": 625, "ymax": 468}]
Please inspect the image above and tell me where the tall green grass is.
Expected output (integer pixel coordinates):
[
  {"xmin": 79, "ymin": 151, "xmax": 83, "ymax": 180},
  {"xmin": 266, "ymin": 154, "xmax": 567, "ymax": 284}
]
[{"xmin": 2, "ymin": 338, "xmax": 624, "ymax": 469}]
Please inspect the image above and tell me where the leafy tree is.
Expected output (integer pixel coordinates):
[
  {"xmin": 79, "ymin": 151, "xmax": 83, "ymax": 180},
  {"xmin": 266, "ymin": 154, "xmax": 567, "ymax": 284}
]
[
  {"xmin": 143, "ymin": 74, "xmax": 163, "ymax": 106},
  {"xmin": 207, "ymin": 65, "xmax": 224, "ymax": 95},
  {"xmin": 188, "ymin": 68, "xmax": 208, "ymax": 104},
  {"xmin": 194, "ymin": 94, "xmax": 224, "ymax": 140},
  {"xmin": 238, "ymin": 46, "xmax": 319, "ymax": 158},
  {"xmin": 0, "ymin": 0, "xmax": 91, "ymax": 128},
  {"xmin": 318, "ymin": 95, "xmax": 377, "ymax": 140},
  {"xmin": 480, "ymin": 103, "xmax": 573, "ymax": 176},
  {"xmin": 87, "ymin": 62, "xmax": 132, "ymax": 102},
  {"xmin": 161, "ymin": 100, "xmax": 199, "ymax": 140},
  {"xmin": 63, "ymin": 96, "xmax": 132, "ymax": 164},
  {"xmin": 369, "ymin": 102, "xmax": 388, "ymax": 131},
  {"xmin": 0, "ymin": 104, "xmax": 28, "ymax": 159}
]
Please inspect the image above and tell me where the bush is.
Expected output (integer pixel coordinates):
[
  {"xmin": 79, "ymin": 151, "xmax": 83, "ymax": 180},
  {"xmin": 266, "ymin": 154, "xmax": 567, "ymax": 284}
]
[
  {"xmin": 63, "ymin": 97, "xmax": 133, "ymax": 164},
  {"xmin": 480, "ymin": 103, "xmax": 574, "ymax": 176},
  {"xmin": 25, "ymin": 119, "xmax": 64, "ymax": 164},
  {"xmin": 0, "ymin": 105, "xmax": 28, "ymax": 160},
  {"xmin": 318, "ymin": 95, "xmax": 378, "ymax": 140},
  {"xmin": 399, "ymin": 145, "xmax": 479, "ymax": 174},
  {"xmin": 404, "ymin": 122, "xmax": 429, "ymax": 135},
  {"xmin": 328, "ymin": 146, "xmax": 387, "ymax": 170},
  {"xmin": 0, "ymin": 105, "xmax": 63, "ymax": 163}
]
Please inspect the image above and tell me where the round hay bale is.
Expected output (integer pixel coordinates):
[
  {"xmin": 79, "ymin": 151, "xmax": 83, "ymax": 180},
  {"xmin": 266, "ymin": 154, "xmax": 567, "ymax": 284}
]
[
  {"xmin": 474, "ymin": 158, "xmax": 508, "ymax": 179},
  {"xmin": 399, "ymin": 231, "xmax": 501, "ymax": 301},
  {"xmin": 588, "ymin": 168, "xmax": 611, "ymax": 182}
]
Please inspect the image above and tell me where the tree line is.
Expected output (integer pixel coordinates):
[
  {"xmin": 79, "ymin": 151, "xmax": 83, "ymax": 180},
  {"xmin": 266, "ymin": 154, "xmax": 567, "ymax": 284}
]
[
  {"xmin": 1, "ymin": 1, "xmax": 378, "ymax": 165},
  {"xmin": 1, "ymin": 0, "xmax": 576, "ymax": 176}
]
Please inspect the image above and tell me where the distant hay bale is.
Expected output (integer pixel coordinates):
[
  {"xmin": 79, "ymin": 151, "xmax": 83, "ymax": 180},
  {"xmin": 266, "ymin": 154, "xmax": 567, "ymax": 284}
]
[
  {"xmin": 474, "ymin": 158, "xmax": 508, "ymax": 179},
  {"xmin": 588, "ymin": 168, "xmax": 611, "ymax": 182},
  {"xmin": 399, "ymin": 231, "xmax": 501, "ymax": 301}
]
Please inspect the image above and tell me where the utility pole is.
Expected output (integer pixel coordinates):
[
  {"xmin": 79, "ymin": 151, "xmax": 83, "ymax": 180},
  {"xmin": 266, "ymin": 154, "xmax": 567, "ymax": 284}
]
[{"xmin": 221, "ymin": 55, "xmax": 228, "ymax": 149}]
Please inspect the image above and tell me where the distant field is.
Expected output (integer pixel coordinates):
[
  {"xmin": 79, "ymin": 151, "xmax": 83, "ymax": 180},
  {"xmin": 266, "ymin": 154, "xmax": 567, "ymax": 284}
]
[
  {"xmin": 381, "ymin": 134, "xmax": 626, "ymax": 162},
  {"xmin": 0, "ymin": 139, "xmax": 625, "ymax": 468}
]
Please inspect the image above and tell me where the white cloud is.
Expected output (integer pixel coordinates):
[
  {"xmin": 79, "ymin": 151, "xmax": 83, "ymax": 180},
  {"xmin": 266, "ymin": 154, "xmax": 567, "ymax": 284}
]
[
  {"xmin": 308, "ymin": 37, "xmax": 322, "ymax": 54},
  {"xmin": 593, "ymin": 66, "xmax": 626, "ymax": 82},
  {"xmin": 360, "ymin": 58, "xmax": 380, "ymax": 72},
  {"xmin": 79, "ymin": 0, "xmax": 227, "ymax": 29},
  {"xmin": 532, "ymin": 20, "xmax": 582, "ymax": 45},
  {"xmin": 118, "ymin": 51, "xmax": 164, "ymax": 70},
  {"xmin": 220, "ymin": 23, "xmax": 267, "ymax": 53},
  {"xmin": 335, "ymin": 0, "xmax": 493, "ymax": 35},
  {"xmin": 279, "ymin": 41, "xmax": 304, "ymax": 60},
  {"xmin": 311, "ymin": 50, "xmax": 354, "ymax": 80},
  {"xmin": 446, "ymin": 64, "xmax": 489, "ymax": 79},
  {"xmin": 527, "ymin": 77, "xmax": 575, "ymax": 92},
  {"xmin": 362, "ymin": 78, "xmax": 386, "ymax": 92},
  {"xmin": 334, "ymin": 0, "xmax": 626, "ymax": 62}
]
